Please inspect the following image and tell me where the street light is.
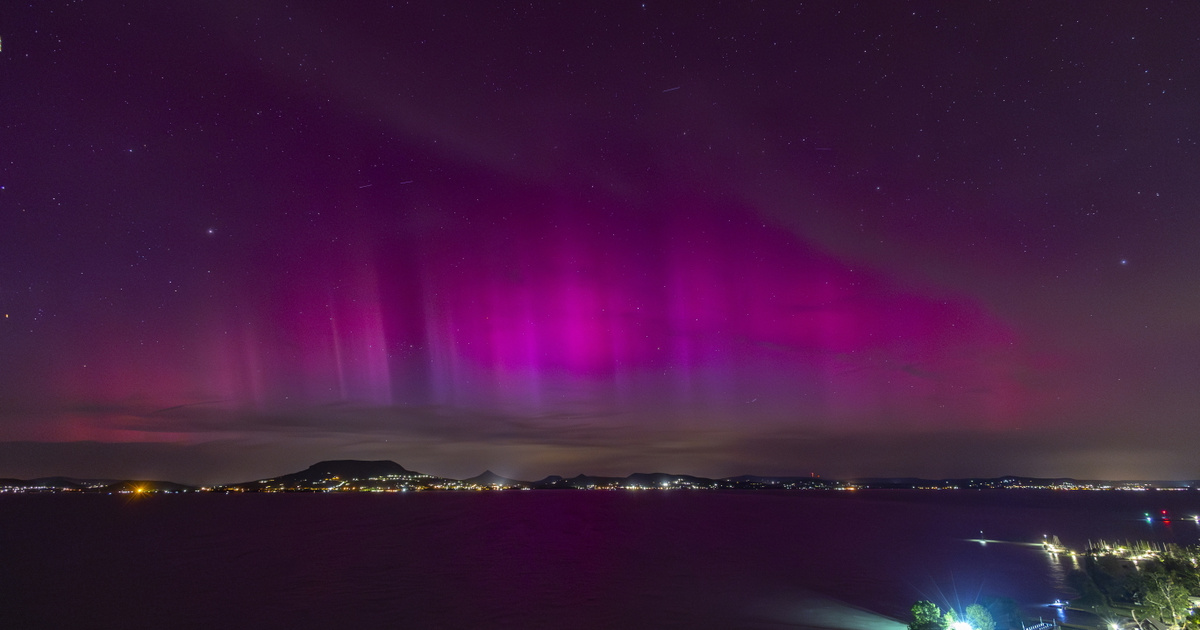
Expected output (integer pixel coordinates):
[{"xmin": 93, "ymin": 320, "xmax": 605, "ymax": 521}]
[{"xmin": 949, "ymin": 623, "xmax": 973, "ymax": 630}]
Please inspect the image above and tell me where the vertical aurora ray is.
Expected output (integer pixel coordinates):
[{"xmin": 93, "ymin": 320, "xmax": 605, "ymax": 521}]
[
  {"xmin": 12, "ymin": 192, "xmax": 1044, "ymax": 451},
  {"xmin": 25, "ymin": 194, "xmax": 1027, "ymax": 442},
  {"xmin": 340, "ymin": 200, "xmax": 1036, "ymax": 429}
]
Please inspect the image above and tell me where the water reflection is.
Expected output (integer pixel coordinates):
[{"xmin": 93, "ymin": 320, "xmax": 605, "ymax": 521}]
[
  {"xmin": 781, "ymin": 597, "xmax": 907, "ymax": 630},
  {"xmin": 1042, "ymin": 547, "xmax": 1069, "ymax": 591}
]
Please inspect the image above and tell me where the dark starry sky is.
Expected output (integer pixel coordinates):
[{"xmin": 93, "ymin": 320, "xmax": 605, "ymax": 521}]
[{"xmin": 2, "ymin": 2, "xmax": 1199, "ymax": 484}]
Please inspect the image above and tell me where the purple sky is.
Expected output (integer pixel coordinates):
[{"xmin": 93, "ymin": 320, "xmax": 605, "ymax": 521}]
[{"xmin": 2, "ymin": 2, "xmax": 1199, "ymax": 483}]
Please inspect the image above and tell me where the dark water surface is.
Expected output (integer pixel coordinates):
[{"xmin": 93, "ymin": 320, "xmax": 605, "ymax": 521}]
[{"xmin": 3, "ymin": 490, "xmax": 1200, "ymax": 629}]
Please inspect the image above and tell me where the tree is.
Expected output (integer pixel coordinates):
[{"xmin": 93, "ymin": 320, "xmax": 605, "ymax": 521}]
[
  {"xmin": 964, "ymin": 604, "xmax": 996, "ymax": 630},
  {"xmin": 1143, "ymin": 574, "xmax": 1192, "ymax": 629},
  {"xmin": 908, "ymin": 600, "xmax": 942, "ymax": 630}
]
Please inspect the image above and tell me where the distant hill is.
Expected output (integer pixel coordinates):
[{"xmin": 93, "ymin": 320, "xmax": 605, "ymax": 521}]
[
  {"xmin": 721, "ymin": 474, "xmax": 834, "ymax": 489},
  {"xmin": 846, "ymin": 476, "xmax": 1192, "ymax": 489},
  {"xmin": 14, "ymin": 476, "xmax": 91, "ymax": 490},
  {"xmin": 627, "ymin": 472, "xmax": 714, "ymax": 487},
  {"xmin": 526, "ymin": 472, "xmax": 834, "ymax": 490},
  {"xmin": 463, "ymin": 470, "xmax": 527, "ymax": 487},
  {"xmin": 228, "ymin": 459, "xmax": 451, "ymax": 491},
  {"xmin": 278, "ymin": 460, "xmax": 416, "ymax": 482},
  {"xmin": 0, "ymin": 476, "xmax": 120, "ymax": 491}
]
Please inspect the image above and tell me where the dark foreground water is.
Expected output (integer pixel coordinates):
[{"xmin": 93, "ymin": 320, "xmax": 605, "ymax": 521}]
[{"xmin": 3, "ymin": 490, "xmax": 1200, "ymax": 629}]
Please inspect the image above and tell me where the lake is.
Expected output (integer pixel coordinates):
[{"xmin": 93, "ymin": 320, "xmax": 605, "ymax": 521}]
[{"xmin": 3, "ymin": 490, "xmax": 1199, "ymax": 629}]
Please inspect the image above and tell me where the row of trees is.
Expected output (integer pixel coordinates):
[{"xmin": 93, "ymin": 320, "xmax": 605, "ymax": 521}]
[{"xmin": 908, "ymin": 601, "xmax": 996, "ymax": 630}]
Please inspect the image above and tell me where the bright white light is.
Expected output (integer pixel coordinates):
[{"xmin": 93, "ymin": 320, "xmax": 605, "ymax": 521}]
[{"xmin": 950, "ymin": 623, "xmax": 973, "ymax": 630}]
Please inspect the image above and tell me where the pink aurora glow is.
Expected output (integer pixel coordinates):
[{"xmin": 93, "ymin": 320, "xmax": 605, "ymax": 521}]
[
  {"xmin": 12, "ymin": 195, "xmax": 1058, "ymax": 460},
  {"xmin": 140, "ymin": 202, "xmax": 1040, "ymax": 431}
]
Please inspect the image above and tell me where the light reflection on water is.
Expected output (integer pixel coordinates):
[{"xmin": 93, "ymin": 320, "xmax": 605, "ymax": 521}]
[
  {"xmin": 1043, "ymin": 549, "xmax": 1068, "ymax": 591},
  {"xmin": 780, "ymin": 597, "xmax": 907, "ymax": 630}
]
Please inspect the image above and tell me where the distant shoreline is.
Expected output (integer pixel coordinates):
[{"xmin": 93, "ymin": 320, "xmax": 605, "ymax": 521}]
[{"xmin": 4, "ymin": 460, "xmax": 1199, "ymax": 494}]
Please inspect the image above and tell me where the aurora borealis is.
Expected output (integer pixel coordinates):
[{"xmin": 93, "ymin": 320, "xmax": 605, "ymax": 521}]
[{"xmin": 2, "ymin": 2, "xmax": 1199, "ymax": 483}]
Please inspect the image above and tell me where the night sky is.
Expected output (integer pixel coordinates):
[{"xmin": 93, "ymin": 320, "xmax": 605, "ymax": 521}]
[{"xmin": 3, "ymin": 2, "xmax": 1199, "ymax": 484}]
